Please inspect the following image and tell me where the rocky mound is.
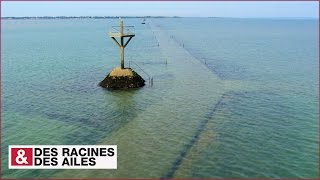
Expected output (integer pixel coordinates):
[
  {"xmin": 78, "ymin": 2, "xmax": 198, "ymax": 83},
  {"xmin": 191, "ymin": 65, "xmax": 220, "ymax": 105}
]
[{"xmin": 99, "ymin": 67, "xmax": 145, "ymax": 89}]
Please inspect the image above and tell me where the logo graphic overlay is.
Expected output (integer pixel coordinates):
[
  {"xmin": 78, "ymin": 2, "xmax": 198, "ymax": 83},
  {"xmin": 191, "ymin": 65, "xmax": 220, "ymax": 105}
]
[
  {"xmin": 10, "ymin": 148, "xmax": 33, "ymax": 166},
  {"xmin": 9, "ymin": 145, "xmax": 117, "ymax": 169}
]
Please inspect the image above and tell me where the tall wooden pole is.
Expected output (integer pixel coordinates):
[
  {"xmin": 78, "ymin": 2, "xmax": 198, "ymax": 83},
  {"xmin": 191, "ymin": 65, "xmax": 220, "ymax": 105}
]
[
  {"xmin": 120, "ymin": 20, "xmax": 124, "ymax": 69},
  {"xmin": 109, "ymin": 20, "xmax": 134, "ymax": 70}
]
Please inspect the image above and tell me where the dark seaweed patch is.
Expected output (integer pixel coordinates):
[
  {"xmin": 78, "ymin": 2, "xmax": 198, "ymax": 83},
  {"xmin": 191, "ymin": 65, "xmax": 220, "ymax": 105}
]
[{"xmin": 162, "ymin": 93, "xmax": 229, "ymax": 179}]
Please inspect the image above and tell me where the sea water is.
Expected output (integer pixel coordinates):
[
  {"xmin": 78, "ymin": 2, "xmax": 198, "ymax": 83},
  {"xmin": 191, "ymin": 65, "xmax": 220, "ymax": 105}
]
[{"xmin": 1, "ymin": 18, "xmax": 318, "ymax": 178}]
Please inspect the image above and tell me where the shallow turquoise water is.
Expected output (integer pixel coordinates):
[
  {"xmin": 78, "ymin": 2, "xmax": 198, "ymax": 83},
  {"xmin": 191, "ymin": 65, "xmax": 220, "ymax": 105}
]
[{"xmin": 1, "ymin": 18, "xmax": 318, "ymax": 178}]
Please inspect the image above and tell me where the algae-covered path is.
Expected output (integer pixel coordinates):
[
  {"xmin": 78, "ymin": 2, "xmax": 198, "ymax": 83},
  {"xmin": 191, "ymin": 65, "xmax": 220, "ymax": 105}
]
[{"xmin": 56, "ymin": 20, "xmax": 249, "ymax": 178}]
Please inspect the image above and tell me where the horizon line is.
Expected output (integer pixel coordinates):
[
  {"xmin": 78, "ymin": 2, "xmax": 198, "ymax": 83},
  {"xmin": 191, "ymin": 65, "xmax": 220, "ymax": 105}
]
[{"xmin": 1, "ymin": 16, "xmax": 318, "ymax": 19}]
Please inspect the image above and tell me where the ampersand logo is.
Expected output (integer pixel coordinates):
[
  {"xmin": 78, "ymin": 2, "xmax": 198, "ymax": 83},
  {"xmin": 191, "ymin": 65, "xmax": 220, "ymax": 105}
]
[{"xmin": 11, "ymin": 148, "xmax": 33, "ymax": 166}]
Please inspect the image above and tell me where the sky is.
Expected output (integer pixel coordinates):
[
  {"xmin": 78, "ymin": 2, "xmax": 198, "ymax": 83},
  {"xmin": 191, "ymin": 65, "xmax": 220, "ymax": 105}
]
[{"xmin": 1, "ymin": 1, "xmax": 319, "ymax": 18}]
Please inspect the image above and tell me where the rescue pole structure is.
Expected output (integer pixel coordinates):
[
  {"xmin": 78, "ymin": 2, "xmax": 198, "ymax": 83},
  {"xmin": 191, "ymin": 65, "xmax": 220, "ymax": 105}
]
[{"xmin": 99, "ymin": 19, "xmax": 145, "ymax": 89}]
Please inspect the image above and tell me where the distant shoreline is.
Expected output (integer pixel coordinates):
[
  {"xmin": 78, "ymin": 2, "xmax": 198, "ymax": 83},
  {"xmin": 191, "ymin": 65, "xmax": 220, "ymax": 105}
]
[
  {"xmin": 1, "ymin": 16, "xmax": 317, "ymax": 20},
  {"xmin": 1, "ymin": 16, "xmax": 182, "ymax": 20}
]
